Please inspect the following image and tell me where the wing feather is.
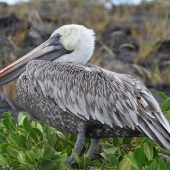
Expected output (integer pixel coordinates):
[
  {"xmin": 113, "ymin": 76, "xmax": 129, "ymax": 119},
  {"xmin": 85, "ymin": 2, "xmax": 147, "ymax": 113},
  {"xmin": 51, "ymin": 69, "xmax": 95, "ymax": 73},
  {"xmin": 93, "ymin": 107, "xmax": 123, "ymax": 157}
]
[{"xmin": 26, "ymin": 60, "xmax": 170, "ymax": 149}]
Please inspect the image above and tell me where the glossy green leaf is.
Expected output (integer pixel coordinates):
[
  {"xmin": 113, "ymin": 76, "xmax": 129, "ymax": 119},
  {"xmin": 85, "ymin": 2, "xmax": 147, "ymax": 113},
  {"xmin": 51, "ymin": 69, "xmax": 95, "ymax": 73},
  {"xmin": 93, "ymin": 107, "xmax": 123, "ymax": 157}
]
[
  {"xmin": 144, "ymin": 142, "xmax": 153, "ymax": 161},
  {"xmin": 79, "ymin": 154, "xmax": 89, "ymax": 169},
  {"xmin": 53, "ymin": 153, "xmax": 68, "ymax": 170},
  {"xmin": 37, "ymin": 122, "xmax": 44, "ymax": 134},
  {"xmin": 147, "ymin": 159, "xmax": 157, "ymax": 170},
  {"xmin": 157, "ymin": 158, "xmax": 166, "ymax": 170},
  {"xmin": 0, "ymin": 143, "xmax": 8, "ymax": 154},
  {"xmin": 47, "ymin": 133, "xmax": 58, "ymax": 148},
  {"xmin": 25, "ymin": 150, "xmax": 37, "ymax": 164},
  {"xmin": 127, "ymin": 152, "xmax": 140, "ymax": 170},
  {"xmin": 31, "ymin": 147, "xmax": 44, "ymax": 160},
  {"xmin": 7, "ymin": 134, "xmax": 26, "ymax": 148},
  {"xmin": 23, "ymin": 116, "xmax": 32, "ymax": 132},
  {"xmin": 39, "ymin": 159, "xmax": 59, "ymax": 170},
  {"xmin": 1, "ymin": 112, "xmax": 16, "ymax": 130},
  {"xmin": 165, "ymin": 110, "xmax": 170, "ymax": 121},
  {"xmin": 161, "ymin": 98, "xmax": 170, "ymax": 112},
  {"xmin": 108, "ymin": 154, "xmax": 119, "ymax": 166},
  {"xmin": 10, "ymin": 160, "xmax": 20, "ymax": 169},
  {"xmin": 18, "ymin": 151, "xmax": 26, "ymax": 163},
  {"xmin": 118, "ymin": 157, "xmax": 131, "ymax": 170},
  {"xmin": 166, "ymin": 158, "xmax": 170, "ymax": 169},
  {"xmin": 18, "ymin": 152, "xmax": 34, "ymax": 170},
  {"xmin": 103, "ymin": 147, "xmax": 117, "ymax": 155},
  {"xmin": 18, "ymin": 112, "xmax": 30, "ymax": 126},
  {"xmin": 0, "ymin": 133, "xmax": 6, "ymax": 143},
  {"xmin": 7, "ymin": 145, "xmax": 24, "ymax": 157},
  {"xmin": 0, "ymin": 155, "xmax": 9, "ymax": 167},
  {"xmin": 134, "ymin": 147, "xmax": 145, "ymax": 168},
  {"xmin": 28, "ymin": 128, "xmax": 43, "ymax": 143},
  {"xmin": 43, "ymin": 145, "xmax": 56, "ymax": 159},
  {"xmin": 158, "ymin": 92, "xmax": 168, "ymax": 100},
  {"xmin": 72, "ymin": 149, "xmax": 81, "ymax": 164}
]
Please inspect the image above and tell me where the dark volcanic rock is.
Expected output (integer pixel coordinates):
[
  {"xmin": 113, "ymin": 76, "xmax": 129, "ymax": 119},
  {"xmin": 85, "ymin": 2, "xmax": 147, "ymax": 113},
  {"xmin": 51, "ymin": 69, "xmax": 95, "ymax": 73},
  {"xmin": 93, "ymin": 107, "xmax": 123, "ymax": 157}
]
[
  {"xmin": 101, "ymin": 23, "xmax": 139, "ymax": 63},
  {"xmin": 148, "ymin": 84, "xmax": 170, "ymax": 96},
  {"xmin": 0, "ymin": 92, "xmax": 36, "ymax": 120},
  {"xmin": 146, "ymin": 40, "xmax": 170, "ymax": 68},
  {"xmin": 0, "ymin": 92, "xmax": 23, "ymax": 120},
  {"xmin": 0, "ymin": 13, "xmax": 19, "ymax": 30},
  {"xmin": 138, "ymin": 40, "xmax": 170, "ymax": 85},
  {"xmin": 0, "ymin": 14, "xmax": 17, "ymax": 66},
  {"xmin": 0, "ymin": 11, "xmax": 51, "ymax": 65},
  {"xmin": 95, "ymin": 23, "xmax": 140, "ymax": 81}
]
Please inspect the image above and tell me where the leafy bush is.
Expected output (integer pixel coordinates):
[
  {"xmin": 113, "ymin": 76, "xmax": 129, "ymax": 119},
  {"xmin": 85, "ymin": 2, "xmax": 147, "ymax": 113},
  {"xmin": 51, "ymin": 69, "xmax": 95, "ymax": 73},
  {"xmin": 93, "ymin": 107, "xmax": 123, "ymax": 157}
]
[{"xmin": 0, "ymin": 93, "xmax": 170, "ymax": 170}]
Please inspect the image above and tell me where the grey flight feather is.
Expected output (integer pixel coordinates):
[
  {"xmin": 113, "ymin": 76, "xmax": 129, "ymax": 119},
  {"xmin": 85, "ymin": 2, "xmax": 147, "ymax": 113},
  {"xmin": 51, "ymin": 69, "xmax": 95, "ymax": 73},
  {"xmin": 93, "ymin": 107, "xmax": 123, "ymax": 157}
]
[{"xmin": 18, "ymin": 60, "xmax": 170, "ymax": 149}]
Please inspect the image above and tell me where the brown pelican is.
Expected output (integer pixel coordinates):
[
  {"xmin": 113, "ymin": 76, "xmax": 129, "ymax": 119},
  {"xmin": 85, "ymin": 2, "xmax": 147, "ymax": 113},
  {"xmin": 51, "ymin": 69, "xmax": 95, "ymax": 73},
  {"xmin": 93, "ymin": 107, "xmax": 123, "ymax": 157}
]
[{"xmin": 0, "ymin": 24, "xmax": 170, "ymax": 165}]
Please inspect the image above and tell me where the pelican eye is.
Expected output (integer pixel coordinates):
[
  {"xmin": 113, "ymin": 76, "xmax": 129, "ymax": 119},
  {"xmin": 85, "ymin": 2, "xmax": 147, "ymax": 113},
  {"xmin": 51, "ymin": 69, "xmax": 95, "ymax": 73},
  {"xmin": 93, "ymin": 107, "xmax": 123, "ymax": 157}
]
[
  {"xmin": 50, "ymin": 33, "xmax": 61, "ymax": 41},
  {"xmin": 54, "ymin": 33, "xmax": 61, "ymax": 39},
  {"xmin": 48, "ymin": 33, "xmax": 62, "ymax": 46}
]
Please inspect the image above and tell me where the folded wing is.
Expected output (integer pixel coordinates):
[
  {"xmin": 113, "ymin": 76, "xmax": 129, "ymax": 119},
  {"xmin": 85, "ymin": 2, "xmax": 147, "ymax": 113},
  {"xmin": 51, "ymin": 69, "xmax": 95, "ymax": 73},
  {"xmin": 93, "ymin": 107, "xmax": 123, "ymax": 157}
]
[{"xmin": 26, "ymin": 60, "xmax": 170, "ymax": 149}]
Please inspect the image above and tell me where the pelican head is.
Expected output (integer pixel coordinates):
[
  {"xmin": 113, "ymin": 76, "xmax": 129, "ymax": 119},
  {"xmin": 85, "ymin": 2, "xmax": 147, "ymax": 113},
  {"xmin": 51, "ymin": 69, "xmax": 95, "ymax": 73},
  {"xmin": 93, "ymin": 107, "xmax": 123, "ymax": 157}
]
[{"xmin": 0, "ymin": 24, "xmax": 95, "ymax": 85}]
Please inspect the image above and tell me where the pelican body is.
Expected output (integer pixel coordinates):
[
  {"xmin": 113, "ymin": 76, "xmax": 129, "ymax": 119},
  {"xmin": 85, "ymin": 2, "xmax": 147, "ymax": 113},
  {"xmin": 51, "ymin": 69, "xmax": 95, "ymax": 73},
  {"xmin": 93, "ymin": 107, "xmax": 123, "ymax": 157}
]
[
  {"xmin": 17, "ymin": 60, "xmax": 143, "ymax": 138},
  {"xmin": 0, "ymin": 25, "xmax": 170, "ymax": 164}
]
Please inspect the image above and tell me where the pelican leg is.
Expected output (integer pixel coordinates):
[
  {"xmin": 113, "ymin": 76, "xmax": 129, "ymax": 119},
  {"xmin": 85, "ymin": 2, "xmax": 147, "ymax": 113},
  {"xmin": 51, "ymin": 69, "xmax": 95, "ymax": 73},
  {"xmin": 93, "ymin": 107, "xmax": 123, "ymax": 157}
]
[
  {"xmin": 67, "ymin": 123, "xmax": 86, "ymax": 165},
  {"xmin": 87, "ymin": 138, "xmax": 100, "ymax": 161}
]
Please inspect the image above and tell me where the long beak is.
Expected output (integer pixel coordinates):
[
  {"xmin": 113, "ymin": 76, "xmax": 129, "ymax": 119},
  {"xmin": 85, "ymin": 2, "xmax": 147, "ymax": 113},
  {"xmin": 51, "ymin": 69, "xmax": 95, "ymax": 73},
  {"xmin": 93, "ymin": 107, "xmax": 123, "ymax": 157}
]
[{"xmin": 0, "ymin": 38, "xmax": 71, "ymax": 85}]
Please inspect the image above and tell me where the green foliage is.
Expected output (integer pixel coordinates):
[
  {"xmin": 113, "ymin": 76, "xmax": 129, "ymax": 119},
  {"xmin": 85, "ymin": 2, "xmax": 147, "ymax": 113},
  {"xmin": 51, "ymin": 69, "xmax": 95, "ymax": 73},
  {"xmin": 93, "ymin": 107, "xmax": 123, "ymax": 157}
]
[
  {"xmin": 0, "ymin": 93, "xmax": 170, "ymax": 169},
  {"xmin": 0, "ymin": 112, "xmax": 72, "ymax": 170}
]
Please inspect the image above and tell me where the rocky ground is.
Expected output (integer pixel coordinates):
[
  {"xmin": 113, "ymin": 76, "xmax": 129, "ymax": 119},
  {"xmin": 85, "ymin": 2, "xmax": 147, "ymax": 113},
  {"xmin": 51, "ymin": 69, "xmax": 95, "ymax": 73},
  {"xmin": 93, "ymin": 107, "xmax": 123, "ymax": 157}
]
[{"xmin": 0, "ymin": 0, "xmax": 170, "ymax": 118}]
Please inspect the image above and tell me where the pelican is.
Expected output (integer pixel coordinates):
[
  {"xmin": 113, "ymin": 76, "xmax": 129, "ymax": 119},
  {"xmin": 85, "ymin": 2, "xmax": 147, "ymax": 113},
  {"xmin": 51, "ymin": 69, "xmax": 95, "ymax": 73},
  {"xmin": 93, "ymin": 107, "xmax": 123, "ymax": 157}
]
[{"xmin": 0, "ymin": 24, "xmax": 170, "ymax": 165}]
